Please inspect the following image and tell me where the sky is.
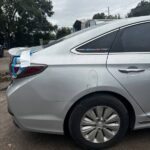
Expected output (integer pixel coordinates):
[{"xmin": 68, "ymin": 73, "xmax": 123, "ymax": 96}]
[{"xmin": 48, "ymin": 0, "xmax": 143, "ymax": 27}]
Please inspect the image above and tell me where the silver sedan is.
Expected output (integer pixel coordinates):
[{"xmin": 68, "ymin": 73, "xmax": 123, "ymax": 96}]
[{"xmin": 7, "ymin": 15, "xmax": 150, "ymax": 149}]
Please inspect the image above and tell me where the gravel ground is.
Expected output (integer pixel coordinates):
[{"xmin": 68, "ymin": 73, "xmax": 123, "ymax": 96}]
[{"xmin": 1, "ymin": 52, "xmax": 150, "ymax": 150}]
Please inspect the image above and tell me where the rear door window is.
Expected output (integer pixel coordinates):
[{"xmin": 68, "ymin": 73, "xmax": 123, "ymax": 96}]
[{"xmin": 111, "ymin": 23, "xmax": 150, "ymax": 52}]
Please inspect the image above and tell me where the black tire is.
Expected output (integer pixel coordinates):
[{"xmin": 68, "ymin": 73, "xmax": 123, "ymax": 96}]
[{"xmin": 69, "ymin": 94, "xmax": 129, "ymax": 150}]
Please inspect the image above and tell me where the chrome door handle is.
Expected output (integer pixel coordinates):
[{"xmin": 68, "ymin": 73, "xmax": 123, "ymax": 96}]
[{"xmin": 119, "ymin": 68, "xmax": 145, "ymax": 73}]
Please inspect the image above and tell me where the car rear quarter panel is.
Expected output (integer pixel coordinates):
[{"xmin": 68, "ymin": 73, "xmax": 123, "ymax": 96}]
[{"xmin": 7, "ymin": 52, "xmax": 147, "ymax": 133}]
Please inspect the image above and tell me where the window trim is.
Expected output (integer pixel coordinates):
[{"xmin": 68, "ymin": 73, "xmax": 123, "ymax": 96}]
[
  {"xmin": 108, "ymin": 51, "xmax": 150, "ymax": 56},
  {"xmin": 71, "ymin": 29, "xmax": 119, "ymax": 55},
  {"xmin": 120, "ymin": 20, "xmax": 150, "ymax": 30}
]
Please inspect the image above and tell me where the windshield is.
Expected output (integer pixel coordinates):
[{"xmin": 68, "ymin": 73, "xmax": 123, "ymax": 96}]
[{"xmin": 44, "ymin": 22, "xmax": 109, "ymax": 48}]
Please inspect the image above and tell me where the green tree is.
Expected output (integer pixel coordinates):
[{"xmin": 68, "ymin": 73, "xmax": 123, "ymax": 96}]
[
  {"xmin": 107, "ymin": 14, "xmax": 121, "ymax": 19},
  {"xmin": 93, "ymin": 13, "xmax": 121, "ymax": 19},
  {"xmin": 0, "ymin": 0, "xmax": 56, "ymax": 47},
  {"xmin": 127, "ymin": 0, "xmax": 150, "ymax": 17},
  {"xmin": 56, "ymin": 27, "xmax": 71, "ymax": 39},
  {"xmin": 93, "ymin": 13, "xmax": 106, "ymax": 19}
]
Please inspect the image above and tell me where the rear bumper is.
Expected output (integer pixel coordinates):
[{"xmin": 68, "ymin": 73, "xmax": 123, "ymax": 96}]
[
  {"xmin": 6, "ymin": 80, "xmax": 65, "ymax": 135},
  {"xmin": 8, "ymin": 105, "xmax": 21, "ymax": 129},
  {"xmin": 7, "ymin": 101, "xmax": 22, "ymax": 129},
  {"xmin": 8, "ymin": 104, "xmax": 13, "ymax": 116}
]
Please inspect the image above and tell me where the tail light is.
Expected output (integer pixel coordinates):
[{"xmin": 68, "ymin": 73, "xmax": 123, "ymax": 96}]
[{"xmin": 10, "ymin": 57, "xmax": 47, "ymax": 79}]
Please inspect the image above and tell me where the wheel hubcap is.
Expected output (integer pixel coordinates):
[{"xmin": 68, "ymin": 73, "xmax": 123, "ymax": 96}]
[{"xmin": 80, "ymin": 106, "xmax": 120, "ymax": 143}]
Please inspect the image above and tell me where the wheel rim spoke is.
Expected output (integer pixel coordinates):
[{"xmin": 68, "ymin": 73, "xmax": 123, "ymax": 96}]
[
  {"xmin": 105, "ymin": 123, "xmax": 120, "ymax": 131},
  {"xmin": 81, "ymin": 126, "xmax": 95, "ymax": 136},
  {"xmin": 86, "ymin": 109, "xmax": 97, "ymax": 121},
  {"xmin": 103, "ymin": 107, "xmax": 114, "ymax": 120},
  {"xmin": 87, "ymin": 128, "xmax": 98, "ymax": 142},
  {"xmin": 96, "ymin": 106, "xmax": 104, "ymax": 119},
  {"xmin": 105, "ymin": 114, "xmax": 119, "ymax": 123},
  {"xmin": 81, "ymin": 117, "xmax": 96, "ymax": 126},
  {"xmin": 103, "ymin": 128, "xmax": 115, "ymax": 140},
  {"xmin": 96, "ymin": 130, "xmax": 104, "ymax": 143}
]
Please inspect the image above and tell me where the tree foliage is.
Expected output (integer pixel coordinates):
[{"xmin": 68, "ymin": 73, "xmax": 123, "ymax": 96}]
[
  {"xmin": 0, "ymin": 0, "xmax": 57, "ymax": 47},
  {"xmin": 93, "ymin": 13, "xmax": 106, "ymax": 19},
  {"xmin": 127, "ymin": 0, "xmax": 150, "ymax": 17},
  {"xmin": 93, "ymin": 13, "xmax": 121, "ymax": 19},
  {"xmin": 56, "ymin": 27, "xmax": 71, "ymax": 39}
]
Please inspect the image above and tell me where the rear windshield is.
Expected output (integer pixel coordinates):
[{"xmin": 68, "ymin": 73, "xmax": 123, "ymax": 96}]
[{"xmin": 44, "ymin": 22, "xmax": 108, "ymax": 48}]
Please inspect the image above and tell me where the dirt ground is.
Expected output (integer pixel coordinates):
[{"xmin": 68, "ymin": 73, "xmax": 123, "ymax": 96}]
[
  {"xmin": 1, "ymin": 51, "xmax": 150, "ymax": 150},
  {"xmin": 0, "ymin": 51, "xmax": 9, "ymax": 73}
]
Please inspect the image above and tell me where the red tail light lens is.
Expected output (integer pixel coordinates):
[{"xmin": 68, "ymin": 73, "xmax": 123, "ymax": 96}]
[
  {"xmin": 10, "ymin": 65, "xmax": 47, "ymax": 79},
  {"xmin": 18, "ymin": 65, "xmax": 48, "ymax": 79}
]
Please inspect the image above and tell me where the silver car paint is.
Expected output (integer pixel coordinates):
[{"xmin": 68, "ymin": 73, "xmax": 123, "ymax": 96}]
[
  {"xmin": 107, "ymin": 52, "xmax": 150, "ymax": 114},
  {"xmin": 7, "ymin": 16, "xmax": 150, "ymax": 134}
]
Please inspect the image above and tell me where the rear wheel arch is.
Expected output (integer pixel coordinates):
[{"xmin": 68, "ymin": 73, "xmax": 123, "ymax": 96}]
[{"xmin": 64, "ymin": 91, "xmax": 135, "ymax": 135}]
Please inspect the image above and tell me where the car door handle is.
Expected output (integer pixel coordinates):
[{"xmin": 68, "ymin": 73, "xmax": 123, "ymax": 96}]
[{"xmin": 119, "ymin": 68, "xmax": 145, "ymax": 73}]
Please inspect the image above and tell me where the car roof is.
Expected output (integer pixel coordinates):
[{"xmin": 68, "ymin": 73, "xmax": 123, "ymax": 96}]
[
  {"xmin": 98, "ymin": 15, "xmax": 150, "ymax": 28},
  {"xmin": 79, "ymin": 15, "xmax": 150, "ymax": 38}
]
